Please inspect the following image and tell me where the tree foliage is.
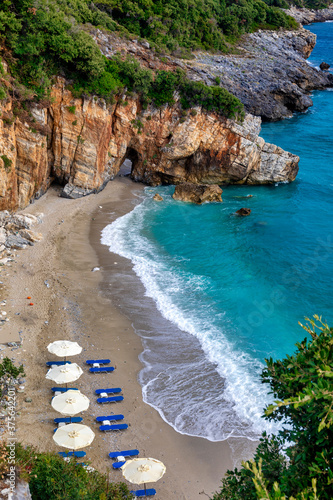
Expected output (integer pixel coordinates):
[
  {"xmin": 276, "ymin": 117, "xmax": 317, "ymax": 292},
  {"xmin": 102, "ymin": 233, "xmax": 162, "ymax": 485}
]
[
  {"xmin": 13, "ymin": 444, "xmax": 131, "ymax": 500},
  {"xmin": 212, "ymin": 316, "xmax": 333, "ymax": 500}
]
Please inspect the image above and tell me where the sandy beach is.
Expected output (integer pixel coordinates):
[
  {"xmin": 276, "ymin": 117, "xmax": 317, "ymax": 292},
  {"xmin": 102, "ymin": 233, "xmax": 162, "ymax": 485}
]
[{"xmin": 0, "ymin": 176, "xmax": 256, "ymax": 499}]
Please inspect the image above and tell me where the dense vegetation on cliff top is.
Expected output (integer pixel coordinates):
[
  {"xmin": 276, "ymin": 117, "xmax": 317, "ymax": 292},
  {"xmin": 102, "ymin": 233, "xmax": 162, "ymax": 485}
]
[
  {"xmin": 0, "ymin": 0, "xmax": 323, "ymax": 119},
  {"xmin": 212, "ymin": 316, "xmax": 333, "ymax": 500}
]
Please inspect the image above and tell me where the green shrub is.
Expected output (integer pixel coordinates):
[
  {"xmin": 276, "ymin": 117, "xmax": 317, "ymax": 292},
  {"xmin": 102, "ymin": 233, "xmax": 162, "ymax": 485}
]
[
  {"xmin": 1, "ymin": 155, "xmax": 12, "ymax": 172},
  {"xmin": 15, "ymin": 444, "xmax": 131, "ymax": 500},
  {"xmin": 67, "ymin": 106, "xmax": 76, "ymax": 114},
  {"xmin": 180, "ymin": 81, "xmax": 245, "ymax": 119},
  {"xmin": 148, "ymin": 70, "xmax": 180, "ymax": 107},
  {"xmin": 0, "ymin": 85, "xmax": 6, "ymax": 100},
  {"xmin": 212, "ymin": 316, "xmax": 333, "ymax": 500},
  {"xmin": 0, "ymin": 357, "xmax": 24, "ymax": 397},
  {"xmin": 0, "ymin": 357, "xmax": 24, "ymax": 380}
]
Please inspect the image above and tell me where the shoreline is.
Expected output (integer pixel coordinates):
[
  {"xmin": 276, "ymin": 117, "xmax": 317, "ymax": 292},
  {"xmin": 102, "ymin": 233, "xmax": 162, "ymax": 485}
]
[{"xmin": 0, "ymin": 178, "xmax": 257, "ymax": 499}]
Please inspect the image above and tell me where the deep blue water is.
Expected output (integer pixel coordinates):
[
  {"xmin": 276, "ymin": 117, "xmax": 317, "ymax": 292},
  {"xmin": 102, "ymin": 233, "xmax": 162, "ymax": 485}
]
[{"xmin": 101, "ymin": 23, "xmax": 333, "ymax": 441}]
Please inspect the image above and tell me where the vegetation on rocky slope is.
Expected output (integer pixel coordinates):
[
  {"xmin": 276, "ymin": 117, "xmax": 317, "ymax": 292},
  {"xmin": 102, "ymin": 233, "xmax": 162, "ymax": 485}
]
[
  {"xmin": 0, "ymin": 442, "xmax": 131, "ymax": 499},
  {"xmin": 212, "ymin": 316, "xmax": 333, "ymax": 500},
  {"xmin": 0, "ymin": 0, "xmax": 246, "ymax": 119}
]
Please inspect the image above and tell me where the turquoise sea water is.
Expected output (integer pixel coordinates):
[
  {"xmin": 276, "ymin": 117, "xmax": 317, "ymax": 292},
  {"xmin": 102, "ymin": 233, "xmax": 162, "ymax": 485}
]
[{"xmin": 101, "ymin": 22, "xmax": 333, "ymax": 441}]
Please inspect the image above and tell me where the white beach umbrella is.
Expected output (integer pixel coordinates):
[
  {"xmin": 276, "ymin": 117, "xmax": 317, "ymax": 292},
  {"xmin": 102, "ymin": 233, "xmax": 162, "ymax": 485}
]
[
  {"xmin": 46, "ymin": 363, "xmax": 83, "ymax": 385},
  {"xmin": 51, "ymin": 389, "xmax": 90, "ymax": 416},
  {"xmin": 47, "ymin": 340, "xmax": 82, "ymax": 358},
  {"xmin": 53, "ymin": 423, "xmax": 95, "ymax": 450},
  {"xmin": 122, "ymin": 458, "xmax": 166, "ymax": 492}
]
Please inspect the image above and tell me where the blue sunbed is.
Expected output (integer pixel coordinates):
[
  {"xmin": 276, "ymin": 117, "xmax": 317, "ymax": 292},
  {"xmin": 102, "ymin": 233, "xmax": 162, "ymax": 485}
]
[
  {"xmin": 54, "ymin": 417, "xmax": 82, "ymax": 424},
  {"xmin": 58, "ymin": 451, "xmax": 86, "ymax": 458},
  {"xmin": 86, "ymin": 359, "xmax": 110, "ymax": 365},
  {"xmin": 51, "ymin": 387, "xmax": 79, "ymax": 393},
  {"xmin": 95, "ymin": 388, "xmax": 121, "ymax": 395},
  {"xmin": 109, "ymin": 449, "xmax": 139, "ymax": 459},
  {"xmin": 46, "ymin": 361, "xmax": 71, "ymax": 366},
  {"xmin": 96, "ymin": 415, "xmax": 124, "ymax": 422},
  {"xmin": 130, "ymin": 489, "xmax": 156, "ymax": 497},
  {"xmin": 99, "ymin": 423, "xmax": 128, "ymax": 431},
  {"xmin": 90, "ymin": 367, "xmax": 114, "ymax": 373},
  {"xmin": 97, "ymin": 396, "xmax": 123, "ymax": 404},
  {"xmin": 112, "ymin": 461, "xmax": 126, "ymax": 469}
]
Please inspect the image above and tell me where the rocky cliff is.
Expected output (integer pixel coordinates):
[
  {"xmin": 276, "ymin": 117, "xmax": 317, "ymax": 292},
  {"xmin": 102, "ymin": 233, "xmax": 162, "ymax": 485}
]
[
  {"xmin": 184, "ymin": 28, "xmax": 333, "ymax": 121},
  {"xmin": 284, "ymin": 5, "xmax": 333, "ymax": 25},
  {"xmin": 0, "ymin": 77, "xmax": 299, "ymax": 211},
  {"xmin": 93, "ymin": 26, "xmax": 333, "ymax": 122}
]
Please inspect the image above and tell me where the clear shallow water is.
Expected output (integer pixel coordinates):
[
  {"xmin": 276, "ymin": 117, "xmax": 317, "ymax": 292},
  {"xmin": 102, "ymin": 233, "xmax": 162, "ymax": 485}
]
[{"xmin": 101, "ymin": 22, "xmax": 333, "ymax": 441}]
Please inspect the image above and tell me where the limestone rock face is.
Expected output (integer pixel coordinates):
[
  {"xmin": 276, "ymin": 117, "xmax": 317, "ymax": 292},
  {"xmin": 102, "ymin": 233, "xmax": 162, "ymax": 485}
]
[
  {"xmin": 284, "ymin": 5, "xmax": 333, "ymax": 25},
  {"xmin": 173, "ymin": 183, "xmax": 223, "ymax": 204},
  {"xmin": 0, "ymin": 78, "xmax": 299, "ymax": 211}
]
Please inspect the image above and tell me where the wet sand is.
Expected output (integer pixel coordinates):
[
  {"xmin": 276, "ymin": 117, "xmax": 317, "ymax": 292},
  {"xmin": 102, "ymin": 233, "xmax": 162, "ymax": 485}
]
[{"xmin": 0, "ymin": 177, "xmax": 256, "ymax": 499}]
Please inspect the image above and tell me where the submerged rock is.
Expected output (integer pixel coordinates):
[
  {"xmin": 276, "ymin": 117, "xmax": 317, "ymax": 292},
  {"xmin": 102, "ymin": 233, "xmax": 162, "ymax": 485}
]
[
  {"xmin": 153, "ymin": 193, "xmax": 164, "ymax": 201},
  {"xmin": 173, "ymin": 183, "xmax": 223, "ymax": 204},
  {"xmin": 236, "ymin": 207, "xmax": 251, "ymax": 216}
]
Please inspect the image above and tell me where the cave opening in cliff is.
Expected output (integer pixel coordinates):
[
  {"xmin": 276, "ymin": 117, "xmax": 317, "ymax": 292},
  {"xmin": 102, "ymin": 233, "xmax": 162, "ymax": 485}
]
[{"xmin": 118, "ymin": 147, "xmax": 139, "ymax": 177}]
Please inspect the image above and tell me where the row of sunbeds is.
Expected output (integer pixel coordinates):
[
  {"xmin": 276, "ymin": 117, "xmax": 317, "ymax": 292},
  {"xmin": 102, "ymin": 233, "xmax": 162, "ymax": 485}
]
[{"xmin": 47, "ymin": 357, "xmax": 156, "ymax": 497}]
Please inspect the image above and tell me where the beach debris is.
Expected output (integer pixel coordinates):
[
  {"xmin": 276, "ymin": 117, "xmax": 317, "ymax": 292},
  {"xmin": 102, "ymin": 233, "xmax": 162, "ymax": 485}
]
[
  {"xmin": 44, "ymin": 280, "xmax": 50, "ymax": 288},
  {"xmin": 25, "ymin": 397, "xmax": 32, "ymax": 403},
  {"xmin": 27, "ymin": 296, "xmax": 31, "ymax": 299},
  {"xmin": 153, "ymin": 193, "xmax": 163, "ymax": 202},
  {"xmin": 236, "ymin": 208, "xmax": 251, "ymax": 216},
  {"xmin": 92, "ymin": 267, "xmax": 100, "ymax": 272},
  {"xmin": 29, "ymin": 302, "xmax": 34, "ymax": 306}
]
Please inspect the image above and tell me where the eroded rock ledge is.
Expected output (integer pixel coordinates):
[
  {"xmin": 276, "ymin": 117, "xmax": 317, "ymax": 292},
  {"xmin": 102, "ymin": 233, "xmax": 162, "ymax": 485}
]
[
  {"xmin": 284, "ymin": 5, "xmax": 333, "ymax": 25},
  {"xmin": 0, "ymin": 78, "xmax": 299, "ymax": 210}
]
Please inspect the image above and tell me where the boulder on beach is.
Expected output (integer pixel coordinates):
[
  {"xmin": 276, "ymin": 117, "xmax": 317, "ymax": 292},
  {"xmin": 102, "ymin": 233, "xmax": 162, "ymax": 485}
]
[
  {"xmin": 172, "ymin": 183, "xmax": 223, "ymax": 204},
  {"xmin": 236, "ymin": 208, "xmax": 251, "ymax": 216}
]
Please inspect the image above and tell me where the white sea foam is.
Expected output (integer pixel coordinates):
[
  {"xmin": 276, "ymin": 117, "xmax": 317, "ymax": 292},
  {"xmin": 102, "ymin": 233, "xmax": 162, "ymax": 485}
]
[{"xmin": 101, "ymin": 200, "xmax": 282, "ymax": 440}]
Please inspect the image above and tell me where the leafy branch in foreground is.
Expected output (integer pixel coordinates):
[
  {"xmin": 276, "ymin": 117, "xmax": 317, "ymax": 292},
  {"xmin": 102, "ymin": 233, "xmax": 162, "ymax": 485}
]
[
  {"xmin": 212, "ymin": 316, "xmax": 333, "ymax": 500},
  {"xmin": 264, "ymin": 316, "xmax": 333, "ymax": 433}
]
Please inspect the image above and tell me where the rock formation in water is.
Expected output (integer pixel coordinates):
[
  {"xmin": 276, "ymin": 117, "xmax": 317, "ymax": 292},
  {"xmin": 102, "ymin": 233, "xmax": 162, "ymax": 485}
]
[
  {"xmin": 0, "ymin": 77, "xmax": 299, "ymax": 211},
  {"xmin": 236, "ymin": 208, "xmax": 251, "ymax": 216},
  {"xmin": 172, "ymin": 183, "xmax": 223, "ymax": 204}
]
